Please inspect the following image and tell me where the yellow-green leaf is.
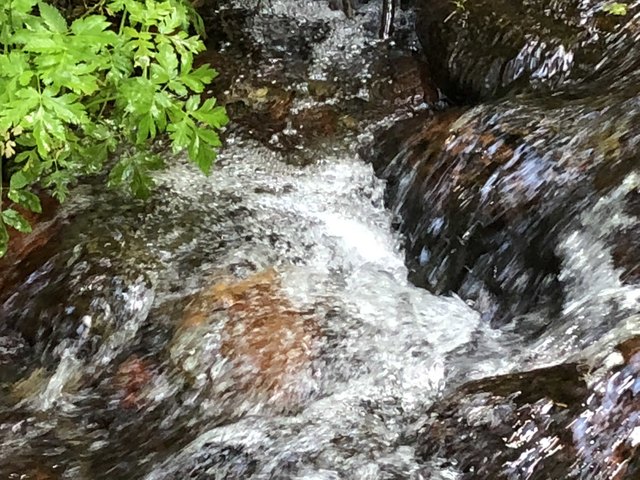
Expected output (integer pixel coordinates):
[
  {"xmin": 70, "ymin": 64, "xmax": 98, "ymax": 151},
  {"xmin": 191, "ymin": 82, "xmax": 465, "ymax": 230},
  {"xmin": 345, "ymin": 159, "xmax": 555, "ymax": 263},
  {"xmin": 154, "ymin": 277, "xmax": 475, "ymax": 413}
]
[{"xmin": 2, "ymin": 209, "xmax": 32, "ymax": 233}]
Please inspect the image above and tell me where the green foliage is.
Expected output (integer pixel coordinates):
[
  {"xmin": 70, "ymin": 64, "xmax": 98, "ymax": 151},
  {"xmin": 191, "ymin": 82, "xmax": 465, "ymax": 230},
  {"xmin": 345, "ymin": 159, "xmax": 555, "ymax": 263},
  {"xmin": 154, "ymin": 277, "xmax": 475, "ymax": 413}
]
[
  {"xmin": 602, "ymin": 2, "xmax": 628, "ymax": 15},
  {"xmin": 0, "ymin": 0, "xmax": 228, "ymax": 256}
]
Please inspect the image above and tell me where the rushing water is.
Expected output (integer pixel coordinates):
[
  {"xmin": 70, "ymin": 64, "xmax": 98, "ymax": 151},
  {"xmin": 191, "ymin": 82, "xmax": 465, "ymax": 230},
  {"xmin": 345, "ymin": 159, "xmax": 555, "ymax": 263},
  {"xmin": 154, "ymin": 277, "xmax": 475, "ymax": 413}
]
[
  {"xmin": 1, "ymin": 1, "xmax": 640, "ymax": 479},
  {"xmin": 1, "ymin": 137, "xmax": 638, "ymax": 479}
]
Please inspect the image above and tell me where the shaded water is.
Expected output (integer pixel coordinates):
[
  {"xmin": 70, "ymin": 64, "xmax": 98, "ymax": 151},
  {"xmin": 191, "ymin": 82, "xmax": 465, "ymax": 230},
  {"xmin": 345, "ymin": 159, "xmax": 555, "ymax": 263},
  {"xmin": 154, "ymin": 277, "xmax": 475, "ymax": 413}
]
[{"xmin": 1, "ymin": 0, "xmax": 640, "ymax": 479}]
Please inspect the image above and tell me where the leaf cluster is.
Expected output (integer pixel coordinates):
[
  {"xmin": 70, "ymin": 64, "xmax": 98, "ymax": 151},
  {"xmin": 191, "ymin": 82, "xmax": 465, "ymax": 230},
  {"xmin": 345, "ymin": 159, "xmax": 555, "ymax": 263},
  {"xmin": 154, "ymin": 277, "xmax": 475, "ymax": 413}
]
[
  {"xmin": 602, "ymin": 2, "xmax": 628, "ymax": 15},
  {"xmin": 0, "ymin": 0, "xmax": 228, "ymax": 256}
]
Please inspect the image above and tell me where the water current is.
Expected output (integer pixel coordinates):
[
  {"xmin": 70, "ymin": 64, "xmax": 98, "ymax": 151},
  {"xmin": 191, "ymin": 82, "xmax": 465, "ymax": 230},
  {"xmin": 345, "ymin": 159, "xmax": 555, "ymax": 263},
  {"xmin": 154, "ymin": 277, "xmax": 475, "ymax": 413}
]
[{"xmin": 0, "ymin": 1, "xmax": 639, "ymax": 479}]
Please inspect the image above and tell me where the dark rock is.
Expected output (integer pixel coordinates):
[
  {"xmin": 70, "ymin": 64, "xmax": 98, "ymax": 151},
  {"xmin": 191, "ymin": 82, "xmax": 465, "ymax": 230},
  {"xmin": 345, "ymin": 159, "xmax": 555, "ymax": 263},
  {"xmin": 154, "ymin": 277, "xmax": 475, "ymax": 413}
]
[
  {"xmin": 180, "ymin": 444, "xmax": 258, "ymax": 480},
  {"xmin": 292, "ymin": 106, "xmax": 340, "ymax": 139},
  {"xmin": 367, "ymin": 88, "xmax": 640, "ymax": 325},
  {"xmin": 0, "ymin": 194, "xmax": 65, "ymax": 301},
  {"xmin": 611, "ymin": 188, "xmax": 640, "ymax": 284},
  {"xmin": 0, "ymin": 194, "xmax": 157, "ymax": 373},
  {"xmin": 368, "ymin": 52, "xmax": 439, "ymax": 107},
  {"xmin": 416, "ymin": 0, "xmax": 640, "ymax": 101},
  {"xmin": 416, "ymin": 344, "xmax": 640, "ymax": 479}
]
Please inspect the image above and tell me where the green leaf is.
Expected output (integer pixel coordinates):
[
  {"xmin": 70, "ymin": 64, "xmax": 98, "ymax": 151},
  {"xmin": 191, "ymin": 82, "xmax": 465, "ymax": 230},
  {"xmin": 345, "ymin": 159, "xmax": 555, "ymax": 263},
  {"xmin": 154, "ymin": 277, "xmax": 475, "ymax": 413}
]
[
  {"xmin": 108, "ymin": 152, "xmax": 162, "ymax": 199},
  {"xmin": 156, "ymin": 43, "xmax": 179, "ymax": 76},
  {"xmin": 0, "ymin": 222, "xmax": 8, "ymax": 257},
  {"xmin": 0, "ymin": 0, "xmax": 226, "ymax": 257},
  {"xmin": 159, "ymin": 6, "xmax": 189, "ymax": 33},
  {"xmin": 117, "ymin": 76, "xmax": 155, "ymax": 116},
  {"xmin": 0, "ymin": 51, "xmax": 31, "ymax": 78},
  {"xmin": 192, "ymin": 138, "xmax": 216, "ymax": 175},
  {"xmin": 42, "ymin": 89, "xmax": 87, "ymax": 125},
  {"xmin": 167, "ymin": 117, "xmax": 194, "ymax": 151},
  {"xmin": 185, "ymin": 95, "xmax": 200, "ymax": 112},
  {"xmin": 170, "ymin": 32, "xmax": 204, "ymax": 58},
  {"xmin": 8, "ymin": 0, "xmax": 38, "ymax": 16},
  {"xmin": 71, "ymin": 15, "xmax": 111, "ymax": 36},
  {"xmin": 192, "ymin": 99, "xmax": 229, "ymax": 129},
  {"xmin": 136, "ymin": 113, "xmax": 156, "ymax": 144},
  {"xmin": 191, "ymin": 64, "xmax": 218, "ymax": 83},
  {"xmin": 150, "ymin": 64, "xmax": 171, "ymax": 84},
  {"xmin": 130, "ymin": 167, "xmax": 153, "ymax": 199},
  {"xmin": 2, "ymin": 209, "xmax": 32, "ymax": 233},
  {"xmin": 196, "ymin": 126, "xmax": 222, "ymax": 147},
  {"xmin": 31, "ymin": 117, "xmax": 53, "ymax": 155},
  {"xmin": 168, "ymin": 79, "xmax": 188, "ymax": 96},
  {"xmin": 108, "ymin": 158, "xmax": 129, "ymax": 187},
  {"xmin": 81, "ymin": 141, "xmax": 110, "ymax": 172},
  {"xmin": 8, "ymin": 189, "xmax": 42, "ymax": 213},
  {"xmin": 106, "ymin": 0, "xmax": 126, "ymax": 14},
  {"xmin": 42, "ymin": 170, "xmax": 72, "ymax": 202},
  {"xmin": 180, "ymin": 64, "xmax": 216, "ymax": 92},
  {"xmin": 10, "ymin": 170, "xmax": 31, "ymax": 190},
  {"xmin": 38, "ymin": 2, "xmax": 67, "ymax": 32},
  {"xmin": 602, "ymin": 2, "xmax": 628, "ymax": 15}
]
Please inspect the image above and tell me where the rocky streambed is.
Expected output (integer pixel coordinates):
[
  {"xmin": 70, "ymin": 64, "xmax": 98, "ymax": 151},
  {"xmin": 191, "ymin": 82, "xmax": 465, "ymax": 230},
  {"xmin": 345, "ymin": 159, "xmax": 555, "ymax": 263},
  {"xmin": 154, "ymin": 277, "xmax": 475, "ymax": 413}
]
[{"xmin": 0, "ymin": 0, "xmax": 639, "ymax": 479}]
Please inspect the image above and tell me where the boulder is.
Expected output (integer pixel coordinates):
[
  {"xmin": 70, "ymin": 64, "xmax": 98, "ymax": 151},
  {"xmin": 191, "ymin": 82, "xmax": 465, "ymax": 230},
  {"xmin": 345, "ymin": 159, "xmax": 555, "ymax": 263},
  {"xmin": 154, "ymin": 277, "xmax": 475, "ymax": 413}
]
[
  {"xmin": 415, "ymin": 336, "xmax": 640, "ymax": 479},
  {"xmin": 367, "ymin": 88, "xmax": 640, "ymax": 325},
  {"xmin": 416, "ymin": 0, "xmax": 640, "ymax": 101}
]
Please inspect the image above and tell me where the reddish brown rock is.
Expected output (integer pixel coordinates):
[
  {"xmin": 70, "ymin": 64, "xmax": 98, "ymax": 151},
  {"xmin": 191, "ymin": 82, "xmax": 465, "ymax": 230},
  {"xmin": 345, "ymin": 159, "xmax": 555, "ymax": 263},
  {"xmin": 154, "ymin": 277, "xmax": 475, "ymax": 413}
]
[
  {"xmin": 115, "ymin": 355, "xmax": 154, "ymax": 409},
  {"xmin": 180, "ymin": 268, "xmax": 319, "ymax": 397},
  {"xmin": 292, "ymin": 106, "xmax": 340, "ymax": 139},
  {"xmin": 369, "ymin": 53, "xmax": 439, "ymax": 107},
  {"xmin": 0, "ymin": 193, "xmax": 64, "ymax": 300}
]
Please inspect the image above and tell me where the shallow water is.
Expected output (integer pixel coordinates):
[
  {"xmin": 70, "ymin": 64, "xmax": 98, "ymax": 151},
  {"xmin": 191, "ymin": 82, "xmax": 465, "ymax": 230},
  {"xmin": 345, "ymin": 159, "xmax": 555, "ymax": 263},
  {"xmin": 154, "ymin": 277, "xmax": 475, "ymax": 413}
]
[
  {"xmin": 1, "ymin": 1, "xmax": 639, "ymax": 479},
  {"xmin": 2, "ymin": 129, "xmax": 638, "ymax": 478}
]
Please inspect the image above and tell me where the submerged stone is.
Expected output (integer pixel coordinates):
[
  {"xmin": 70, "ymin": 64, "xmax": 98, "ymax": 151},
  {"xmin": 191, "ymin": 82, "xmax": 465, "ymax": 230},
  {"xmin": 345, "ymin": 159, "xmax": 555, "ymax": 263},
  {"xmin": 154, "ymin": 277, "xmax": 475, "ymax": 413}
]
[{"xmin": 174, "ymin": 268, "xmax": 319, "ymax": 407}]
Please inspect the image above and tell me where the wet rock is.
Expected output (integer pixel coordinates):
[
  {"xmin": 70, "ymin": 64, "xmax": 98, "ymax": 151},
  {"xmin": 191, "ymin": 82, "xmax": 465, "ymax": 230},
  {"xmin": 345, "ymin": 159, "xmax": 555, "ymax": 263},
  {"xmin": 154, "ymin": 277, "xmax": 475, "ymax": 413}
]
[
  {"xmin": 175, "ymin": 443, "xmax": 258, "ymax": 480},
  {"xmin": 6, "ymin": 465, "xmax": 61, "ymax": 480},
  {"xmin": 0, "ymin": 332, "xmax": 29, "ymax": 385},
  {"xmin": 416, "ymin": 341, "xmax": 640, "ymax": 479},
  {"xmin": 173, "ymin": 268, "xmax": 319, "ymax": 406},
  {"xmin": 0, "ymin": 194, "xmax": 64, "ymax": 300},
  {"xmin": 0, "ymin": 203, "xmax": 157, "ymax": 408},
  {"xmin": 329, "ymin": 0, "xmax": 355, "ymax": 18},
  {"xmin": 292, "ymin": 106, "xmax": 340, "ymax": 139},
  {"xmin": 416, "ymin": 363, "xmax": 587, "ymax": 478},
  {"xmin": 1, "ymin": 260, "xmax": 153, "ymax": 365},
  {"xmin": 611, "ymin": 188, "xmax": 640, "ymax": 284},
  {"xmin": 416, "ymin": 0, "xmax": 640, "ymax": 101},
  {"xmin": 196, "ymin": 1, "xmax": 439, "ymax": 153},
  {"xmin": 308, "ymin": 79, "xmax": 340, "ymax": 101},
  {"xmin": 368, "ymin": 52, "xmax": 438, "ymax": 108},
  {"xmin": 115, "ymin": 355, "xmax": 154, "ymax": 409},
  {"xmin": 367, "ymin": 85, "xmax": 640, "ymax": 325},
  {"xmin": 199, "ymin": 2, "xmax": 331, "ymax": 65}
]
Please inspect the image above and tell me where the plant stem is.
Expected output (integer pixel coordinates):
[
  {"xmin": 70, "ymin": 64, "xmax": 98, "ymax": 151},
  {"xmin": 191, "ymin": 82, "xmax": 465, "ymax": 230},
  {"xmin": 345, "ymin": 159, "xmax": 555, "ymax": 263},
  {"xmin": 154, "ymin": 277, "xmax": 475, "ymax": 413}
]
[{"xmin": 86, "ymin": 96, "xmax": 117, "ymax": 110}]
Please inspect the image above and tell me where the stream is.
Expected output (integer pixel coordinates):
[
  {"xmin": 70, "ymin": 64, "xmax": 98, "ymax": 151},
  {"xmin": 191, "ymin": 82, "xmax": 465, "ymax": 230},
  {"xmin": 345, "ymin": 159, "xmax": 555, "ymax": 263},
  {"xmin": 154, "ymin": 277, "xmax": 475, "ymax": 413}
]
[{"xmin": 1, "ymin": 0, "xmax": 639, "ymax": 479}]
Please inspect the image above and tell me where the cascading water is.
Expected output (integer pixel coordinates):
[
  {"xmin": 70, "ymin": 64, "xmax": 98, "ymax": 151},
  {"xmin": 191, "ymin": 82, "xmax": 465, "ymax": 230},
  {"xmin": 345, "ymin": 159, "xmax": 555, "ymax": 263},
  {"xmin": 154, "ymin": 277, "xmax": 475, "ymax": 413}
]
[{"xmin": 1, "ymin": 0, "xmax": 639, "ymax": 479}]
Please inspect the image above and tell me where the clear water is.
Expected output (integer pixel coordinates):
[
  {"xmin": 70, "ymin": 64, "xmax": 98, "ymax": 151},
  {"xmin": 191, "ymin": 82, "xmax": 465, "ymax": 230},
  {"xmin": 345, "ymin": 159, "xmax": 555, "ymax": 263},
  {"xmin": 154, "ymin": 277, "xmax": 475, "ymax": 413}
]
[{"xmin": 0, "ymin": 1, "xmax": 639, "ymax": 479}]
